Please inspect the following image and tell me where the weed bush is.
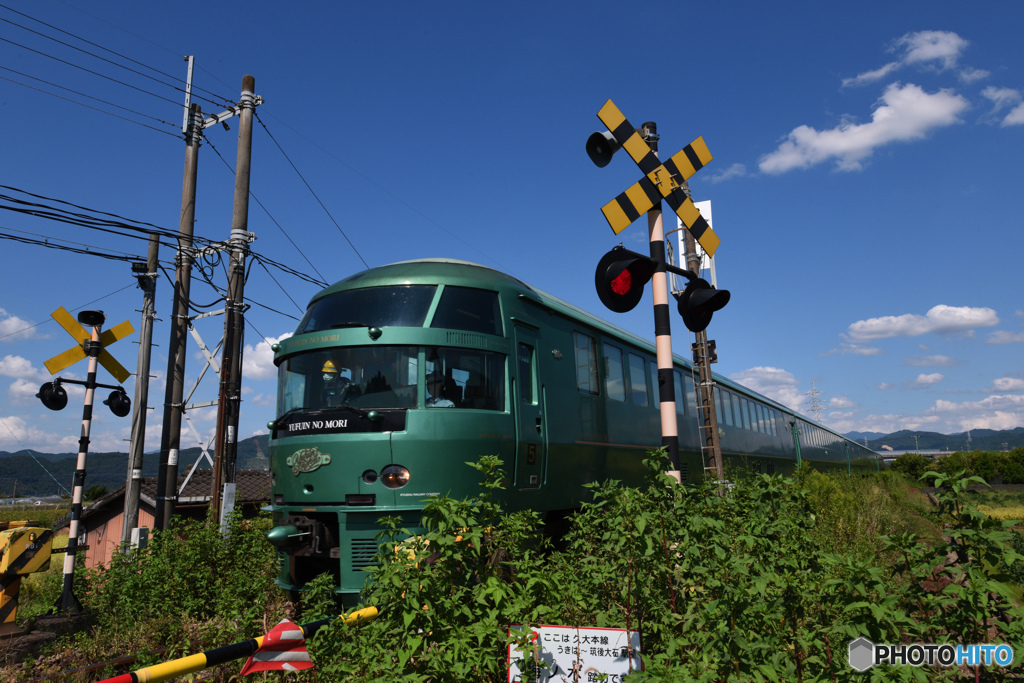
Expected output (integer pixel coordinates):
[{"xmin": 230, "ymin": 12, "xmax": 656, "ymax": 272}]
[{"xmin": 304, "ymin": 455, "xmax": 1023, "ymax": 682}]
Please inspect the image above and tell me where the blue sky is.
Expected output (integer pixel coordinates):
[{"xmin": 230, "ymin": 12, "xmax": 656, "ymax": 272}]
[{"xmin": 1, "ymin": 0, "xmax": 1022, "ymax": 456}]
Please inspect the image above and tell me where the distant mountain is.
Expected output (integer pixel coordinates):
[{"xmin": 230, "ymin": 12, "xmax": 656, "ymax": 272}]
[
  {"xmin": 0, "ymin": 434, "xmax": 270, "ymax": 497},
  {"xmin": 843, "ymin": 431, "xmax": 887, "ymax": 442},
  {"xmin": 847, "ymin": 426, "xmax": 1024, "ymax": 453}
]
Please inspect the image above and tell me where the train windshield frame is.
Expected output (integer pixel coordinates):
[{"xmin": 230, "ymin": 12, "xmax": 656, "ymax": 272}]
[
  {"xmin": 296, "ymin": 285, "xmax": 437, "ymax": 333},
  {"xmin": 277, "ymin": 345, "xmax": 506, "ymax": 413}
]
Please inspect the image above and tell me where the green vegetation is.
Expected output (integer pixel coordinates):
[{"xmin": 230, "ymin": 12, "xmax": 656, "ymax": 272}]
[
  {"xmin": 10, "ymin": 456, "xmax": 1023, "ymax": 682},
  {"xmin": 890, "ymin": 448, "xmax": 1024, "ymax": 483}
]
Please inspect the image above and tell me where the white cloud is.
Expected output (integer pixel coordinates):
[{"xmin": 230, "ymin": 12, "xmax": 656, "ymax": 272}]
[
  {"xmin": 990, "ymin": 377, "xmax": 1024, "ymax": 392},
  {"xmin": 958, "ymin": 67, "xmax": 990, "ymax": 84},
  {"xmin": 0, "ymin": 355, "xmax": 48, "ymax": 381},
  {"xmin": 759, "ymin": 83, "xmax": 968, "ymax": 173},
  {"xmin": 894, "ymin": 30, "xmax": 968, "ymax": 70},
  {"xmin": 842, "ymin": 62, "xmax": 901, "ymax": 88},
  {"xmin": 842, "ymin": 30, "xmax": 969, "ymax": 87},
  {"xmin": 709, "ymin": 163, "xmax": 747, "ymax": 183},
  {"xmin": 242, "ymin": 333, "xmax": 292, "ymax": 381},
  {"xmin": 909, "ymin": 373, "xmax": 944, "ymax": 388},
  {"xmin": 1002, "ymin": 103, "xmax": 1024, "ymax": 127},
  {"xmin": 987, "ymin": 330, "xmax": 1024, "ymax": 344},
  {"xmin": 982, "ymin": 86, "xmax": 1021, "ymax": 111},
  {"xmin": 903, "ymin": 354, "xmax": 958, "ymax": 367},
  {"xmin": 0, "ymin": 309, "xmax": 43, "ymax": 343},
  {"xmin": 845, "ymin": 305, "xmax": 998, "ymax": 342},
  {"xmin": 728, "ymin": 366, "xmax": 803, "ymax": 411},
  {"xmin": 829, "ymin": 395, "xmax": 856, "ymax": 409},
  {"xmin": 823, "ymin": 342, "xmax": 884, "ymax": 356},
  {"xmin": 927, "ymin": 394, "xmax": 1024, "ymax": 432}
]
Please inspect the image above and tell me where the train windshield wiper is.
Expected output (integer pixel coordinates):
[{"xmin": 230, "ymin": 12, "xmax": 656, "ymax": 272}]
[
  {"xmin": 329, "ymin": 321, "xmax": 371, "ymax": 329},
  {"xmin": 269, "ymin": 407, "xmax": 308, "ymax": 429}
]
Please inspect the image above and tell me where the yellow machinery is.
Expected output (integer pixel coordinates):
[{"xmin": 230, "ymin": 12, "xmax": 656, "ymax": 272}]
[{"xmin": 1, "ymin": 520, "xmax": 53, "ymax": 636}]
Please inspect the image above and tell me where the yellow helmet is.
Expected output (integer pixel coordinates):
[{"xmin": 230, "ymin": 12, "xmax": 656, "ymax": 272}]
[{"xmin": 322, "ymin": 360, "xmax": 338, "ymax": 374}]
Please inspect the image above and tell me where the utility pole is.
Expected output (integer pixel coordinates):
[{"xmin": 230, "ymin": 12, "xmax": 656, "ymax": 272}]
[
  {"xmin": 123, "ymin": 235, "xmax": 159, "ymax": 546},
  {"xmin": 211, "ymin": 75, "xmax": 257, "ymax": 522},
  {"xmin": 155, "ymin": 101, "xmax": 201, "ymax": 532},
  {"xmin": 682, "ymin": 223, "xmax": 724, "ymax": 482}
]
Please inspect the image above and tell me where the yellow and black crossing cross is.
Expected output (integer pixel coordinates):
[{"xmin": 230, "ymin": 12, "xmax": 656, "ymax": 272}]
[
  {"xmin": 43, "ymin": 306, "xmax": 134, "ymax": 383},
  {"xmin": 595, "ymin": 99, "xmax": 720, "ymax": 258}
]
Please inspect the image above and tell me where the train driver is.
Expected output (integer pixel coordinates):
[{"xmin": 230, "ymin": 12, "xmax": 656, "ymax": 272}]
[
  {"xmin": 426, "ymin": 370, "xmax": 454, "ymax": 408},
  {"xmin": 321, "ymin": 360, "xmax": 351, "ymax": 407}
]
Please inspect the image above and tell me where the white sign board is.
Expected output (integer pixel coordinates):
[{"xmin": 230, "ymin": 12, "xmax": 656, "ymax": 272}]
[
  {"xmin": 508, "ymin": 624, "xmax": 641, "ymax": 682},
  {"xmin": 679, "ymin": 200, "xmax": 717, "ymax": 288}
]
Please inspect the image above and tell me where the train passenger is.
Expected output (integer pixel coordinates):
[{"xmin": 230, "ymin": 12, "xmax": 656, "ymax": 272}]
[{"xmin": 426, "ymin": 370, "xmax": 454, "ymax": 408}]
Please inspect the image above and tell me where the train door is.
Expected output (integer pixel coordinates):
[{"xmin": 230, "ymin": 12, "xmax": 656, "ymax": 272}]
[{"xmin": 513, "ymin": 324, "xmax": 547, "ymax": 489}]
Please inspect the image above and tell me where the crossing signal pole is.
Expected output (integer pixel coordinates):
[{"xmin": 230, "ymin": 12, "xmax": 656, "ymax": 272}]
[{"xmin": 588, "ymin": 100, "xmax": 730, "ymax": 482}]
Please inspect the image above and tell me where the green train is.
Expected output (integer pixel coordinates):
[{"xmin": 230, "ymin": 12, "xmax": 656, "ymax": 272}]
[{"xmin": 265, "ymin": 259, "xmax": 878, "ymax": 602}]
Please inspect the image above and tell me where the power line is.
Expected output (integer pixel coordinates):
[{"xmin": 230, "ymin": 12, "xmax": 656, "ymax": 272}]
[
  {"xmin": 202, "ymin": 132, "xmax": 330, "ymax": 283},
  {"xmin": 0, "ymin": 426, "xmax": 72, "ymax": 496},
  {"xmin": 0, "ymin": 64, "xmax": 180, "ymax": 133},
  {"xmin": 0, "ymin": 3, "xmax": 232, "ymax": 110},
  {"xmin": 254, "ymin": 112, "xmax": 370, "ymax": 270},
  {"xmin": 0, "ymin": 72, "xmax": 179, "ymax": 138}
]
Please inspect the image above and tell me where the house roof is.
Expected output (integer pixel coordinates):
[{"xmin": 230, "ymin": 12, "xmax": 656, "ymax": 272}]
[{"xmin": 55, "ymin": 470, "xmax": 271, "ymax": 529}]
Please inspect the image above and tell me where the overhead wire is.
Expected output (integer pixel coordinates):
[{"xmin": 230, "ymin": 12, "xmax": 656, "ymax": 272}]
[
  {"xmin": 0, "ymin": 3, "xmax": 233, "ymax": 110},
  {"xmin": 260, "ymin": 109, "xmax": 509, "ymax": 272},
  {"xmin": 254, "ymin": 112, "xmax": 370, "ymax": 270},
  {"xmin": 202, "ymin": 132, "xmax": 330, "ymax": 284},
  {"xmin": 50, "ymin": 0, "xmax": 234, "ymax": 106}
]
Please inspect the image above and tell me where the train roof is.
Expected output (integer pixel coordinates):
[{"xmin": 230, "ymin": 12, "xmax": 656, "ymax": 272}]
[{"xmin": 315, "ymin": 259, "xmax": 860, "ymax": 443}]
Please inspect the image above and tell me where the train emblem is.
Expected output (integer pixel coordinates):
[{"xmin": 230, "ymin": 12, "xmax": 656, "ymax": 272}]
[{"xmin": 286, "ymin": 446, "xmax": 332, "ymax": 476}]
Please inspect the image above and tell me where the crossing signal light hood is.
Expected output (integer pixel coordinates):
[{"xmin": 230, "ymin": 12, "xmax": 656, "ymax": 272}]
[
  {"xmin": 677, "ymin": 278, "xmax": 730, "ymax": 333},
  {"xmin": 594, "ymin": 246, "xmax": 655, "ymax": 313}
]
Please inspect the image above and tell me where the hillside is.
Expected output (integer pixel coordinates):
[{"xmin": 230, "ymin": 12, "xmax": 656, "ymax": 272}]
[
  {"xmin": 0, "ymin": 434, "xmax": 270, "ymax": 497},
  {"xmin": 843, "ymin": 426, "xmax": 1024, "ymax": 452}
]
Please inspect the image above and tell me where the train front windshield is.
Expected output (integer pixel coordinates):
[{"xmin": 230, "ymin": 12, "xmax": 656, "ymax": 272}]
[{"xmin": 277, "ymin": 346, "xmax": 506, "ymax": 413}]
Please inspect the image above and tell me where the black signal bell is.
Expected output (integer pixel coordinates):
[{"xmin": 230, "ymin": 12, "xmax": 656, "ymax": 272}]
[
  {"xmin": 677, "ymin": 278, "xmax": 730, "ymax": 333},
  {"xmin": 37, "ymin": 381, "xmax": 68, "ymax": 411},
  {"xmin": 586, "ymin": 130, "xmax": 621, "ymax": 168},
  {"xmin": 595, "ymin": 246, "xmax": 656, "ymax": 313}
]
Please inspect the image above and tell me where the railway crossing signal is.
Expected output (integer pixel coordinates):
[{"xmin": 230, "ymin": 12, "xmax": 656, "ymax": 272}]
[
  {"xmin": 589, "ymin": 99, "xmax": 721, "ymax": 258},
  {"xmin": 595, "ymin": 245, "xmax": 730, "ymax": 332}
]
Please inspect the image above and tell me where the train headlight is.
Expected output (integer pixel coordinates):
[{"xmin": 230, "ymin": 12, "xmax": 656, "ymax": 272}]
[{"xmin": 381, "ymin": 465, "xmax": 410, "ymax": 489}]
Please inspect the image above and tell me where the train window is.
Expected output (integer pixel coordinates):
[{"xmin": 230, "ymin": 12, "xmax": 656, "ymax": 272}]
[
  {"xmin": 628, "ymin": 354, "xmax": 648, "ymax": 406},
  {"xmin": 748, "ymin": 401, "xmax": 758, "ymax": 433},
  {"xmin": 678, "ymin": 371, "xmax": 689, "ymax": 415},
  {"xmin": 731, "ymin": 393, "xmax": 742, "ymax": 429},
  {"xmin": 297, "ymin": 286, "xmax": 436, "ymax": 333},
  {"xmin": 518, "ymin": 343, "xmax": 534, "ymax": 404},
  {"xmin": 277, "ymin": 346, "xmax": 419, "ymax": 412},
  {"xmin": 756, "ymin": 404, "xmax": 766, "ymax": 434},
  {"xmin": 574, "ymin": 332, "xmax": 599, "ymax": 396},
  {"xmin": 740, "ymin": 398, "xmax": 751, "ymax": 430},
  {"xmin": 426, "ymin": 347, "xmax": 506, "ymax": 410},
  {"xmin": 649, "ymin": 362, "xmax": 660, "ymax": 409},
  {"xmin": 603, "ymin": 343, "xmax": 625, "ymax": 402},
  {"xmin": 430, "ymin": 286, "xmax": 502, "ymax": 336},
  {"xmin": 719, "ymin": 390, "xmax": 733, "ymax": 427},
  {"xmin": 714, "ymin": 387, "xmax": 724, "ymax": 425}
]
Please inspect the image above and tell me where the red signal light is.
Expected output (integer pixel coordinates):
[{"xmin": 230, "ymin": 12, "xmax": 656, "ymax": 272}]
[{"xmin": 595, "ymin": 246, "xmax": 655, "ymax": 313}]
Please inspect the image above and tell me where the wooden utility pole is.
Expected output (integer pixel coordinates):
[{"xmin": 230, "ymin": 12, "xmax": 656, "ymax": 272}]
[
  {"xmin": 211, "ymin": 75, "xmax": 257, "ymax": 521},
  {"xmin": 122, "ymin": 234, "xmax": 159, "ymax": 545},
  {"xmin": 155, "ymin": 102, "xmax": 201, "ymax": 532}
]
